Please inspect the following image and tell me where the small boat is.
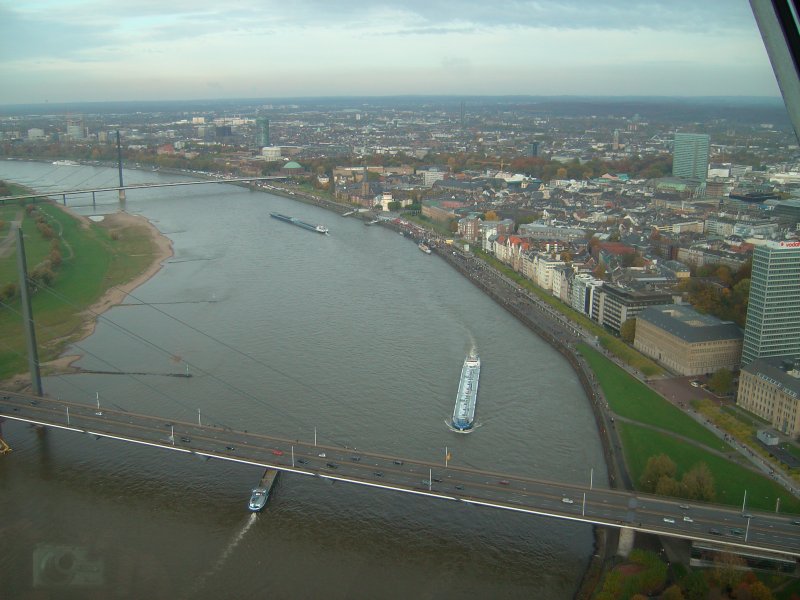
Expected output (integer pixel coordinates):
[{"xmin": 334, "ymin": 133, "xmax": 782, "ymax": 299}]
[
  {"xmin": 419, "ymin": 243, "xmax": 431, "ymax": 254},
  {"xmin": 365, "ymin": 218, "xmax": 380, "ymax": 226},
  {"xmin": 52, "ymin": 160, "xmax": 79, "ymax": 166},
  {"xmin": 248, "ymin": 487, "xmax": 269, "ymax": 512}
]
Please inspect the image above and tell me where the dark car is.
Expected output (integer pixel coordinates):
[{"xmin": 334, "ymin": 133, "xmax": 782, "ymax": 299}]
[
  {"xmin": 393, "ymin": 460, "xmax": 404, "ymax": 465},
  {"xmin": 350, "ymin": 456, "xmax": 361, "ymax": 462},
  {"xmin": 326, "ymin": 462, "xmax": 338, "ymax": 469},
  {"xmin": 373, "ymin": 471, "xmax": 384, "ymax": 477},
  {"xmin": 297, "ymin": 458, "xmax": 308, "ymax": 465},
  {"xmin": 180, "ymin": 436, "xmax": 191, "ymax": 443},
  {"xmin": 709, "ymin": 528, "xmax": 721, "ymax": 535}
]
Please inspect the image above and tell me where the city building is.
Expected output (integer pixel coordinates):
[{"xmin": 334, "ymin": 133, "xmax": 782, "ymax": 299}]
[
  {"xmin": 742, "ymin": 240, "xmax": 800, "ymax": 366},
  {"xmin": 458, "ymin": 216, "xmax": 481, "ymax": 241},
  {"xmin": 571, "ymin": 273, "xmax": 604, "ymax": 316},
  {"xmin": 672, "ymin": 132, "xmax": 710, "ymax": 182},
  {"xmin": 255, "ymin": 117, "xmax": 270, "ymax": 148},
  {"xmin": 591, "ymin": 284, "xmax": 672, "ymax": 335},
  {"xmin": 261, "ymin": 146, "xmax": 281, "ymax": 161},
  {"xmin": 634, "ymin": 305, "xmax": 743, "ymax": 376},
  {"xmin": 737, "ymin": 357, "xmax": 800, "ymax": 437}
]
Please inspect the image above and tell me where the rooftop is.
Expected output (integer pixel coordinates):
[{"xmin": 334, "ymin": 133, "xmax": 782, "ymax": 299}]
[{"xmin": 637, "ymin": 304, "xmax": 742, "ymax": 343}]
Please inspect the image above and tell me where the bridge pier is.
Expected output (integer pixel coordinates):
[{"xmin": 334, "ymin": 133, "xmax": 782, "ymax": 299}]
[{"xmin": 617, "ymin": 527, "xmax": 635, "ymax": 558}]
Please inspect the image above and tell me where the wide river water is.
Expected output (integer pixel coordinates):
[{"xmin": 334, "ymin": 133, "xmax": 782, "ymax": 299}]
[{"xmin": 0, "ymin": 161, "xmax": 607, "ymax": 599}]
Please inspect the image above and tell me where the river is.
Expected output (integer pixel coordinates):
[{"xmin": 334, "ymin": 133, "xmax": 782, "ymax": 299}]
[{"xmin": 0, "ymin": 161, "xmax": 607, "ymax": 599}]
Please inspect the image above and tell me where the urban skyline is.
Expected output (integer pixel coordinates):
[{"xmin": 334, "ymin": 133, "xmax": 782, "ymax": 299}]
[{"xmin": 0, "ymin": 0, "xmax": 782, "ymax": 104}]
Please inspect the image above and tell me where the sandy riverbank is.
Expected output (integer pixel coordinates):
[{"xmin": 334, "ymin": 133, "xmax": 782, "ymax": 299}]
[{"xmin": 10, "ymin": 209, "xmax": 174, "ymax": 384}]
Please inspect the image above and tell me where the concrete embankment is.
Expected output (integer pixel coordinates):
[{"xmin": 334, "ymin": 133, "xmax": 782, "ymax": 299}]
[{"xmin": 433, "ymin": 247, "xmax": 630, "ymax": 600}]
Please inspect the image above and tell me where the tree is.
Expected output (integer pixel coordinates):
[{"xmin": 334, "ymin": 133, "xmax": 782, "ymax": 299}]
[
  {"xmin": 483, "ymin": 210, "xmax": 499, "ymax": 221},
  {"xmin": 593, "ymin": 264, "xmax": 606, "ymax": 280},
  {"xmin": 640, "ymin": 454, "xmax": 677, "ymax": 493},
  {"xmin": 662, "ymin": 584, "xmax": 685, "ymax": 600},
  {"xmin": 0, "ymin": 282, "xmax": 18, "ymax": 301},
  {"xmin": 682, "ymin": 570, "xmax": 710, "ymax": 600},
  {"xmin": 620, "ymin": 318, "xmax": 636, "ymax": 343},
  {"xmin": 749, "ymin": 580, "xmax": 774, "ymax": 600},
  {"xmin": 681, "ymin": 463, "xmax": 715, "ymax": 502},
  {"xmin": 707, "ymin": 368, "xmax": 733, "ymax": 396},
  {"xmin": 712, "ymin": 552, "xmax": 747, "ymax": 591}
]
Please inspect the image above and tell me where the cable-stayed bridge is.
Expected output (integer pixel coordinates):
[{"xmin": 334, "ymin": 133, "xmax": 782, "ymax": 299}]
[{"xmin": 1, "ymin": 389, "xmax": 799, "ymax": 561}]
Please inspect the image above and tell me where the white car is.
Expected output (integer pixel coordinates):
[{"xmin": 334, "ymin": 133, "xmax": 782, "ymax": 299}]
[
  {"xmin": 683, "ymin": 516, "xmax": 693, "ymax": 523},
  {"xmin": 561, "ymin": 497, "xmax": 574, "ymax": 504},
  {"xmin": 318, "ymin": 452, "xmax": 327, "ymax": 458},
  {"xmin": 663, "ymin": 517, "xmax": 676, "ymax": 524}
]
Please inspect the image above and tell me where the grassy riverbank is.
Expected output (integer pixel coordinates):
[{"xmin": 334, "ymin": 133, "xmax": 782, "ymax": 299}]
[
  {"xmin": 577, "ymin": 342, "xmax": 800, "ymax": 513},
  {"xmin": 0, "ymin": 201, "xmax": 167, "ymax": 383}
]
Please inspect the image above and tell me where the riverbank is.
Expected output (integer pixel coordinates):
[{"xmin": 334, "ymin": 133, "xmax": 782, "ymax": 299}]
[{"xmin": 0, "ymin": 206, "xmax": 173, "ymax": 389}]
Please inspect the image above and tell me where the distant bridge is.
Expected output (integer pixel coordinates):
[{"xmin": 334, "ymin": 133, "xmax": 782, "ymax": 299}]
[
  {"xmin": 1, "ymin": 389, "xmax": 799, "ymax": 560},
  {"xmin": 0, "ymin": 176, "xmax": 288, "ymax": 205}
]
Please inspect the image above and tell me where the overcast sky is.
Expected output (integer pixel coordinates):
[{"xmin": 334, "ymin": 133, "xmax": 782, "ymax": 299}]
[{"xmin": 0, "ymin": 0, "xmax": 782, "ymax": 104}]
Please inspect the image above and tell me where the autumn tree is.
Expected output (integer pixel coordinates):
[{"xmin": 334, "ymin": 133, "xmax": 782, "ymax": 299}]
[
  {"xmin": 661, "ymin": 584, "xmax": 685, "ymax": 600},
  {"xmin": 483, "ymin": 210, "xmax": 499, "ymax": 221},
  {"xmin": 620, "ymin": 318, "xmax": 636, "ymax": 343},
  {"xmin": 681, "ymin": 463, "xmax": 715, "ymax": 502},
  {"xmin": 640, "ymin": 454, "xmax": 677, "ymax": 493},
  {"xmin": 712, "ymin": 552, "xmax": 747, "ymax": 592}
]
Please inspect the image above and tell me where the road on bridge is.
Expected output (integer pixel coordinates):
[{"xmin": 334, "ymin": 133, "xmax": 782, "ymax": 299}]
[{"xmin": 2, "ymin": 390, "xmax": 799, "ymax": 558}]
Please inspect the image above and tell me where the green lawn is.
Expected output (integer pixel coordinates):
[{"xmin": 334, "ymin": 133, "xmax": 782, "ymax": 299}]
[
  {"xmin": 0, "ymin": 203, "xmax": 157, "ymax": 381},
  {"xmin": 618, "ymin": 422, "xmax": 800, "ymax": 513},
  {"xmin": 578, "ymin": 343, "xmax": 731, "ymax": 452}
]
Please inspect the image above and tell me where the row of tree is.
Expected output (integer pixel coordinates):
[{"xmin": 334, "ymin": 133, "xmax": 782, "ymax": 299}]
[
  {"xmin": 679, "ymin": 261, "xmax": 752, "ymax": 327},
  {"xmin": 640, "ymin": 454, "xmax": 716, "ymax": 501}
]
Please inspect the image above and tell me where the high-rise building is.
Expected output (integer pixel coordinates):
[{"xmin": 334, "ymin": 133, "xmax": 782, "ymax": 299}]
[
  {"xmin": 672, "ymin": 132, "xmax": 710, "ymax": 181},
  {"xmin": 742, "ymin": 240, "xmax": 800, "ymax": 365},
  {"xmin": 255, "ymin": 116, "xmax": 270, "ymax": 148},
  {"xmin": 528, "ymin": 142, "xmax": 539, "ymax": 157}
]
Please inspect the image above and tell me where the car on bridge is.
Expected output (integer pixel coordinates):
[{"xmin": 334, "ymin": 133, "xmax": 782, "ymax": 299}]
[
  {"xmin": 271, "ymin": 449, "xmax": 284, "ymax": 456},
  {"xmin": 663, "ymin": 518, "xmax": 676, "ymax": 524},
  {"xmin": 561, "ymin": 497, "xmax": 574, "ymax": 504}
]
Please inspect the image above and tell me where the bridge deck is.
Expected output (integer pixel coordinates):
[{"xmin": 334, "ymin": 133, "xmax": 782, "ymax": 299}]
[{"xmin": 1, "ymin": 390, "xmax": 799, "ymax": 558}]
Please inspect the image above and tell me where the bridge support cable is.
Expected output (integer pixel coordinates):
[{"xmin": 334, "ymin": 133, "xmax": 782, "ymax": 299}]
[{"xmin": 0, "ymin": 299, "xmax": 235, "ymax": 430}]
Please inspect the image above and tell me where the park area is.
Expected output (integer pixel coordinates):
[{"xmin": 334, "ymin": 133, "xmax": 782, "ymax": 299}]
[{"xmin": 577, "ymin": 343, "xmax": 800, "ymax": 514}]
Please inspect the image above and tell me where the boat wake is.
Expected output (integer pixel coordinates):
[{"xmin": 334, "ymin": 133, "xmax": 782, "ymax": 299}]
[{"xmin": 183, "ymin": 512, "xmax": 258, "ymax": 598}]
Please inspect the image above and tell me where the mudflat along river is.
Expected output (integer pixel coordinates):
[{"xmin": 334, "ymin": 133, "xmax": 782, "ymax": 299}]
[{"xmin": 0, "ymin": 161, "xmax": 607, "ymax": 599}]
